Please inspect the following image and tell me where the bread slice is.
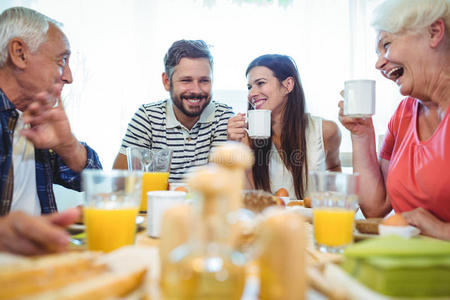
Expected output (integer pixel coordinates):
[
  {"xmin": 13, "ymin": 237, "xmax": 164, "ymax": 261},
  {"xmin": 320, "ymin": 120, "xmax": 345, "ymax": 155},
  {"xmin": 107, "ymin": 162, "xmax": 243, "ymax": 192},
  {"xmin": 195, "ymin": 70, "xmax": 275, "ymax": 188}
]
[
  {"xmin": 25, "ymin": 268, "xmax": 147, "ymax": 300},
  {"xmin": 243, "ymin": 190, "xmax": 282, "ymax": 213},
  {"xmin": 0, "ymin": 252, "xmax": 105, "ymax": 300},
  {"xmin": 355, "ymin": 218, "xmax": 382, "ymax": 234}
]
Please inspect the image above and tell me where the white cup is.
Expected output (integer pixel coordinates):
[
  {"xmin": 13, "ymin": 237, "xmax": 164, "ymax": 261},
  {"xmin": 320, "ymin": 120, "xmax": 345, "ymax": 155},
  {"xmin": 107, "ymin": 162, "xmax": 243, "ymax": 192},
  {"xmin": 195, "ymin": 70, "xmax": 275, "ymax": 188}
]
[
  {"xmin": 343, "ymin": 80, "xmax": 376, "ymax": 118},
  {"xmin": 147, "ymin": 191, "xmax": 186, "ymax": 238},
  {"xmin": 247, "ymin": 109, "xmax": 271, "ymax": 139}
]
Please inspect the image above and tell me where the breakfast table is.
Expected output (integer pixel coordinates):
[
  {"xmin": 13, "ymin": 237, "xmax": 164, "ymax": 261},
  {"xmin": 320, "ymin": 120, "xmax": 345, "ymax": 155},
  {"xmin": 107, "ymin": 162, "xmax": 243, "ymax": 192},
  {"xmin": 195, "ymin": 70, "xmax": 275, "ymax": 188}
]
[
  {"xmin": 135, "ymin": 215, "xmax": 341, "ymax": 300},
  {"xmin": 67, "ymin": 212, "xmax": 344, "ymax": 299},
  {"xmin": 2, "ymin": 209, "xmax": 447, "ymax": 300}
]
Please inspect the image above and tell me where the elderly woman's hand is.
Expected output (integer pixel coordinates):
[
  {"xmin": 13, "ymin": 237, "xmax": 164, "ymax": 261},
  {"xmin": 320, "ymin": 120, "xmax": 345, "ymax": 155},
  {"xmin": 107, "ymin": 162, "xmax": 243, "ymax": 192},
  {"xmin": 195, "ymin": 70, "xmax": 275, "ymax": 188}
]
[
  {"xmin": 338, "ymin": 99, "xmax": 375, "ymax": 137},
  {"xmin": 227, "ymin": 113, "xmax": 248, "ymax": 142},
  {"xmin": 402, "ymin": 208, "xmax": 450, "ymax": 240}
]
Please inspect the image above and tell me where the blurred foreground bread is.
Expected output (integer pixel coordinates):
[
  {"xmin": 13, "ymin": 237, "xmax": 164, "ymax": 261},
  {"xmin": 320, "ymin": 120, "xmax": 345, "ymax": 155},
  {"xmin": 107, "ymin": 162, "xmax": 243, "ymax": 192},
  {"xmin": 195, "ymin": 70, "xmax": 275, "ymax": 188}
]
[
  {"xmin": 160, "ymin": 203, "xmax": 191, "ymax": 272},
  {"xmin": 28, "ymin": 268, "xmax": 146, "ymax": 300},
  {"xmin": 209, "ymin": 141, "xmax": 254, "ymax": 211},
  {"xmin": 257, "ymin": 210, "xmax": 306, "ymax": 300},
  {"xmin": 0, "ymin": 251, "xmax": 146, "ymax": 300}
]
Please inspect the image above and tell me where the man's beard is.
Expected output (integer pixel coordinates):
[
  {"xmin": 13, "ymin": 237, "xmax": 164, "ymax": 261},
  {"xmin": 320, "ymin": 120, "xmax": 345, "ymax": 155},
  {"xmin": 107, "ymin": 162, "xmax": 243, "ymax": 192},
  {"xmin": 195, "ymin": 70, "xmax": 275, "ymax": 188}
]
[{"xmin": 171, "ymin": 91, "xmax": 212, "ymax": 118}]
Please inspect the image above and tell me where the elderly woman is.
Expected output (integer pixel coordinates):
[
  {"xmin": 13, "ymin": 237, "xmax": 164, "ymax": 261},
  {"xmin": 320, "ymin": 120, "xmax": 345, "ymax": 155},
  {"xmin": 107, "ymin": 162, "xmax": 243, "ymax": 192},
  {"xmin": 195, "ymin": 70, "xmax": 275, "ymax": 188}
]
[{"xmin": 339, "ymin": 0, "xmax": 450, "ymax": 240}]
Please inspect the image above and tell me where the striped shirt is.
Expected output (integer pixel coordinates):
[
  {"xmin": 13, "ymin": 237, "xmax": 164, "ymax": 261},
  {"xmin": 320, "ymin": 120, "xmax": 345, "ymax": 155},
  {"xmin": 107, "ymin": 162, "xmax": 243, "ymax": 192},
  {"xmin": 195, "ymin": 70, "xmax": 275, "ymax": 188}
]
[{"xmin": 120, "ymin": 99, "xmax": 233, "ymax": 182}]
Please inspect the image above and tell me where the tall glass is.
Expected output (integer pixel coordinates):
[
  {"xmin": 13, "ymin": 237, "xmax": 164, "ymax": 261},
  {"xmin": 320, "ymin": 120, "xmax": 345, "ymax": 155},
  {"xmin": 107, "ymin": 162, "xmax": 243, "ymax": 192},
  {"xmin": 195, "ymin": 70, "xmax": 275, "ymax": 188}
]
[
  {"xmin": 308, "ymin": 171, "xmax": 359, "ymax": 253},
  {"xmin": 82, "ymin": 169, "xmax": 142, "ymax": 253},
  {"xmin": 126, "ymin": 147, "xmax": 172, "ymax": 212}
]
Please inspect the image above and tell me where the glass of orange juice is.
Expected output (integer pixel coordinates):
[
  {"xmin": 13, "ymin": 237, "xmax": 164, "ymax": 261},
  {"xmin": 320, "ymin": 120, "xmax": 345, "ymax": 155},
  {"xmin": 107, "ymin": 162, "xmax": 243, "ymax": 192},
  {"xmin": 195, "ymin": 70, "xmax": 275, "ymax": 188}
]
[
  {"xmin": 126, "ymin": 147, "xmax": 173, "ymax": 212},
  {"xmin": 308, "ymin": 171, "xmax": 359, "ymax": 254},
  {"xmin": 82, "ymin": 170, "xmax": 142, "ymax": 253}
]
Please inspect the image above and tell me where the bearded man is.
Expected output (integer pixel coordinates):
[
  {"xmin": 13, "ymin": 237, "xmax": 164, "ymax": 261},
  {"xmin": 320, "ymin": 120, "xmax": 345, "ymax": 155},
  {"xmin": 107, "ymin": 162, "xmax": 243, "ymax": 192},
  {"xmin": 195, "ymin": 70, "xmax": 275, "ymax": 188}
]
[{"xmin": 113, "ymin": 40, "xmax": 233, "ymax": 181}]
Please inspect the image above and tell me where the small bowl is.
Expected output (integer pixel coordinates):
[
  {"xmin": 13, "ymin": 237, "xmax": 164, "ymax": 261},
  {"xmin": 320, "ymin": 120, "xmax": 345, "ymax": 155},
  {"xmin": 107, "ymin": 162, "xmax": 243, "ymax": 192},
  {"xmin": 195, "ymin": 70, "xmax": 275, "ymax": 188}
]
[{"xmin": 378, "ymin": 224, "xmax": 421, "ymax": 238}]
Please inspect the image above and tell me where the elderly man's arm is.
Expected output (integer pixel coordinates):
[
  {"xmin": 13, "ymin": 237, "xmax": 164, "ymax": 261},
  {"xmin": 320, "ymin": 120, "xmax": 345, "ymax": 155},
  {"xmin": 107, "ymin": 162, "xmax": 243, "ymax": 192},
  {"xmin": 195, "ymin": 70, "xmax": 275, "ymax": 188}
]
[
  {"xmin": 21, "ymin": 96, "xmax": 90, "ymax": 172},
  {"xmin": 0, "ymin": 208, "xmax": 81, "ymax": 256}
]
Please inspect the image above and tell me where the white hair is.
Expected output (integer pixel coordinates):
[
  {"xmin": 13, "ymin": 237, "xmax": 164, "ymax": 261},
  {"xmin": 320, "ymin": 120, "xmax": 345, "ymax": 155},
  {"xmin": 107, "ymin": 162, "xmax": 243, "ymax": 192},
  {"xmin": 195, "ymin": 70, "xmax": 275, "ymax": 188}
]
[
  {"xmin": 0, "ymin": 7, "xmax": 62, "ymax": 67},
  {"xmin": 371, "ymin": 0, "xmax": 450, "ymax": 34}
]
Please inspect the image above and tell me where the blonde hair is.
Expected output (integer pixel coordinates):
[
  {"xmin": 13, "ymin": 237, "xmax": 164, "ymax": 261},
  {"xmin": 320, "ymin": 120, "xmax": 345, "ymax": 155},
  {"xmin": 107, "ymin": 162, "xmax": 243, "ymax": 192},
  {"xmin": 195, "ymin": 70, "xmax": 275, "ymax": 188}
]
[
  {"xmin": 371, "ymin": 0, "xmax": 450, "ymax": 34},
  {"xmin": 0, "ymin": 7, "xmax": 62, "ymax": 67}
]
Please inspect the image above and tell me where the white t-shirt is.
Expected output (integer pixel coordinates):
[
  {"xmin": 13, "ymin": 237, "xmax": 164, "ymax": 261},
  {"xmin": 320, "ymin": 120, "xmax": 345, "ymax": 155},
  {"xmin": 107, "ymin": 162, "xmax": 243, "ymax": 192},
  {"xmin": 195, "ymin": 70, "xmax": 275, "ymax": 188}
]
[
  {"xmin": 269, "ymin": 114, "xmax": 326, "ymax": 199},
  {"xmin": 9, "ymin": 111, "xmax": 41, "ymax": 215}
]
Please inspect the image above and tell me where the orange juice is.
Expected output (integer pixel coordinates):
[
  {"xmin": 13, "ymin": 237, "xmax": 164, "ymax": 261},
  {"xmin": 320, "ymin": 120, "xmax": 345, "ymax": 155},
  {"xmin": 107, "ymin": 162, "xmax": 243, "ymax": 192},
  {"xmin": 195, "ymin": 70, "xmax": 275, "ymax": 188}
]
[
  {"xmin": 140, "ymin": 172, "xmax": 170, "ymax": 211},
  {"xmin": 313, "ymin": 208, "xmax": 355, "ymax": 247},
  {"xmin": 84, "ymin": 207, "xmax": 138, "ymax": 252}
]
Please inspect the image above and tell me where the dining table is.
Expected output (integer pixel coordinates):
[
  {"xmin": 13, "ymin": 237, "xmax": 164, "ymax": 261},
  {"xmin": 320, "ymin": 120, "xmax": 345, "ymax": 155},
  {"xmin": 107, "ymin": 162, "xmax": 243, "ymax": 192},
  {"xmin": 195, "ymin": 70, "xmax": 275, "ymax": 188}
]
[
  {"xmin": 3, "ymin": 209, "xmax": 441, "ymax": 300},
  {"xmin": 67, "ymin": 211, "xmax": 345, "ymax": 300}
]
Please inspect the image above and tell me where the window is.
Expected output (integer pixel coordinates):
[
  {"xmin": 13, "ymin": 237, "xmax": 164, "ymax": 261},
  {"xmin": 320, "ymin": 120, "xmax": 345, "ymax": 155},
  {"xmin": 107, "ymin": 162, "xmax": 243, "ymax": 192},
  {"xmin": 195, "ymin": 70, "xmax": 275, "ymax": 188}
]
[{"xmin": 1, "ymin": 0, "xmax": 402, "ymax": 169}]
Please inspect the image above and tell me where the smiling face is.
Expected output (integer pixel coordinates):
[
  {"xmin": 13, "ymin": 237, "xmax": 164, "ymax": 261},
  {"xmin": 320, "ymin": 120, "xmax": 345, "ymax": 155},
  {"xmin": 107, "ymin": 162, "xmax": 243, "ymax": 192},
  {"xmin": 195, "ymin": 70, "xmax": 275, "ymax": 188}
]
[
  {"xmin": 375, "ymin": 30, "xmax": 429, "ymax": 98},
  {"xmin": 165, "ymin": 57, "xmax": 212, "ymax": 118},
  {"xmin": 17, "ymin": 23, "xmax": 72, "ymax": 109},
  {"xmin": 247, "ymin": 66, "xmax": 289, "ymax": 114}
]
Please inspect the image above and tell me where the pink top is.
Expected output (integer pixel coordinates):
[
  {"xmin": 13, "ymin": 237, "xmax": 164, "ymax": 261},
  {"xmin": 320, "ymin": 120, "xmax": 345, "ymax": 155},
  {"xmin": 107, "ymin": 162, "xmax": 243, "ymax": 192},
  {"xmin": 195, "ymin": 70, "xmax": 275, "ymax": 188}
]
[{"xmin": 379, "ymin": 97, "xmax": 450, "ymax": 222}]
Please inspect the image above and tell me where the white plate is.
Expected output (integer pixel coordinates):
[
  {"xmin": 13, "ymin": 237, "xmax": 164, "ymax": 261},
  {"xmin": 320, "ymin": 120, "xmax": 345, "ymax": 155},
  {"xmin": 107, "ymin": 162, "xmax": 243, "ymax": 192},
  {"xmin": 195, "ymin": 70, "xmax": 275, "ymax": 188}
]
[
  {"xmin": 287, "ymin": 206, "xmax": 313, "ymax": 220},
  {"xmin": 378, "ymin": 224, "xmax": 421, "ymax": 238}
]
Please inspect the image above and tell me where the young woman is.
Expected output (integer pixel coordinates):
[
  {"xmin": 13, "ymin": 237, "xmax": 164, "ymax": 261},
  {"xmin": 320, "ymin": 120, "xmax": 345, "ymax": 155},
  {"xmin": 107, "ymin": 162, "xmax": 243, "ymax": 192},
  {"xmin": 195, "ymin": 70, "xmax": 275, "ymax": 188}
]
[{"xmin": 228, "ymin": 54, "xmax": 341, "ymax": 200}]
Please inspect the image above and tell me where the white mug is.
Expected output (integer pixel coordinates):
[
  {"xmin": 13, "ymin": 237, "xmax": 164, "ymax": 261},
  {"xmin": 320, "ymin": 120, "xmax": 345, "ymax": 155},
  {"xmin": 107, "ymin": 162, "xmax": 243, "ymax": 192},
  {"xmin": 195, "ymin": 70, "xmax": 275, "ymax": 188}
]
[
  {"xmin": 343, "ymin": 80, "xmax": 376, "ymax": 118},
  {"xmin": 247, "ymin": 109, "xmax": 271, "ymax": 139},
  {"xmin": 147, "ymin": 191, "xmax": 186, "ymax": 238}
]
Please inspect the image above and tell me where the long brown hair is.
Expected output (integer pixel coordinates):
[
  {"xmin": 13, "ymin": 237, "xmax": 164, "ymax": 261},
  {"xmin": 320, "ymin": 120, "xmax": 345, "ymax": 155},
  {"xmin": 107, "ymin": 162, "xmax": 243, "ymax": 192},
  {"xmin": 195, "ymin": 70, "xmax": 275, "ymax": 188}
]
[{"xmin": 246, "ymin": 54, "xmax": 308, "ymax": 199}]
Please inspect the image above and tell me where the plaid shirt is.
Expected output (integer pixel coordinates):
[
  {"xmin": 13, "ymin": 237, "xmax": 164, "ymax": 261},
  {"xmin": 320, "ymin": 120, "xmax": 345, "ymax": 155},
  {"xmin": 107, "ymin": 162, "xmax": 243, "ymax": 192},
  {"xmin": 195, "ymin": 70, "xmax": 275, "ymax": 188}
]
[{"xmin": 0, "ymin": 89, "xmax": 102, "ymax": 214}]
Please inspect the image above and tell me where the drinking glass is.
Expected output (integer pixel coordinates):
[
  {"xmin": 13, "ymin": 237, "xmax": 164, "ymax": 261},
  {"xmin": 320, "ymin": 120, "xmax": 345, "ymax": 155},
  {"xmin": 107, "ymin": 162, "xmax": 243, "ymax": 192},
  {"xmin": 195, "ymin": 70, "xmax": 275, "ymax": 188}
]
[
  {"xmin": 82, "ymin": 169, "xmax": 142, "ymax": 253},
  {"xmin": 308, "ymin": 171, "xmax": 359, "ymax": 253},
  {"xmin": 126, "ymin": 147, "xmax": 173, "ymax": 212}
]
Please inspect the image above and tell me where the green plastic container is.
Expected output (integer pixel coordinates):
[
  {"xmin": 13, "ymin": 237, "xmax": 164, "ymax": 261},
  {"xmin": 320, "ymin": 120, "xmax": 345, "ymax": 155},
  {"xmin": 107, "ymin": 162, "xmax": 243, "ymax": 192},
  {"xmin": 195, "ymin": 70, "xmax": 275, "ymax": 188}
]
[{"xmin": 342, "ymin": 236, "xmax": 450, "ymax": 297}]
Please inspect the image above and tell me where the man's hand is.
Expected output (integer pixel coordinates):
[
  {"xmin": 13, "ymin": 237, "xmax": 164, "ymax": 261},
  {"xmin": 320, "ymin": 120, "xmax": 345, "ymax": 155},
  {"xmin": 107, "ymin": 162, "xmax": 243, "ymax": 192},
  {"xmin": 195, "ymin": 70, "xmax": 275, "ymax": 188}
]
[
  {"xmin": 21, "ymin": 93, "xmax": 74, "ymax": 150},
  {"xmin": 0, "ymin": 208, "xmax": 81, "ymax": 256},
  {"xmin": 402, "ymin": 207, "xmax": 450, "ymax": 240},
  {"xmin": 21, "ymin": 93, "xmax": 87, "ymax": 172}
]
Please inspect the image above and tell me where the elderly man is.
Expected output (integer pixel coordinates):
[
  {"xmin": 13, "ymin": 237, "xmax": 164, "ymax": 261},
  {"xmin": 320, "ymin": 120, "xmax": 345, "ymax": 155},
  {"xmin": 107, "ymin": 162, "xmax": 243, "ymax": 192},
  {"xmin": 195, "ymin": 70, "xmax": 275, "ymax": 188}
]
[
  {"xmin": 113, "ymin": 40, "xmax": 233, "ymax": 181},
  {"xmin": 0, "ymin": 7, "xmax": 102, "ymax": 255}
]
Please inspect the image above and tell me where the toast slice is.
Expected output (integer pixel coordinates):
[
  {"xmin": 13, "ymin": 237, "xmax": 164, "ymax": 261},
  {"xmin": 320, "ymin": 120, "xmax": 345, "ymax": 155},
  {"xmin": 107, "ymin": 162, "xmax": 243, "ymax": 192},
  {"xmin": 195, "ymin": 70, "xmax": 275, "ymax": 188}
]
[
  {"xmin": 0, "ymin": 252, "xmax": 105, "ymax": 299},
  {"xmin": 25, "ymin": 268, "xmax": 147, "ymax": 300}
]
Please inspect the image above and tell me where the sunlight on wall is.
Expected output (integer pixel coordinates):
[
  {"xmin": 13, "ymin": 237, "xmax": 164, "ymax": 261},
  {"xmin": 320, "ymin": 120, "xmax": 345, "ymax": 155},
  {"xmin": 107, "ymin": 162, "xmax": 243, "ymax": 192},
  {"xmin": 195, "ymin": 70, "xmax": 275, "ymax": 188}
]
[{"xmin": 1, "ymin": 0, "xmax": 402, "ymax": 170}]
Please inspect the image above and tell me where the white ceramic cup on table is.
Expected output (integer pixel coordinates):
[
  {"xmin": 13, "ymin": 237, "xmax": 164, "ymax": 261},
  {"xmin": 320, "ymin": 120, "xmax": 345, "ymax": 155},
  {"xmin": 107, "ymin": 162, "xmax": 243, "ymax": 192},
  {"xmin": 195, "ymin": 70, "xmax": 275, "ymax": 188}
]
[
  {"xmin": 247, "ymin": 109, "xmax": 271, "ymax": 139},
  {"xmin": 343, "ymin": 80, "xmax": 376, "ymax": 118},
  {"xmin": 147, "ymin": 191, "xmax": 186, "ymax": 238}
]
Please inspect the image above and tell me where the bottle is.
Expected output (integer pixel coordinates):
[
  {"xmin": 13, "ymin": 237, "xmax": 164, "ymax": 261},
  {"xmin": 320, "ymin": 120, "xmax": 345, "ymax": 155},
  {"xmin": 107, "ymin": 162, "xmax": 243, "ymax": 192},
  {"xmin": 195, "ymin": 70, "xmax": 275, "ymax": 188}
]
[{"xmin": 160, "ymin": 166, "xmax": 247, "ymax": 300}]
